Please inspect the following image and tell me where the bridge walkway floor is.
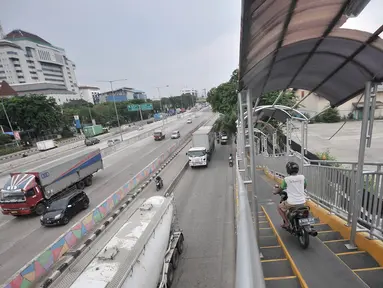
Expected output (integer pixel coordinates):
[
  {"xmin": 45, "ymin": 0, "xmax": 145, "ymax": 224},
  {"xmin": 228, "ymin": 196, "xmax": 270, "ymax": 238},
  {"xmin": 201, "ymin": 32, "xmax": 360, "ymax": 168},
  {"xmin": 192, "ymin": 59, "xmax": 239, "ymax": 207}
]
[{"xmin": 254, "ymin": 171, "xmax": 383, "ymax": 288}]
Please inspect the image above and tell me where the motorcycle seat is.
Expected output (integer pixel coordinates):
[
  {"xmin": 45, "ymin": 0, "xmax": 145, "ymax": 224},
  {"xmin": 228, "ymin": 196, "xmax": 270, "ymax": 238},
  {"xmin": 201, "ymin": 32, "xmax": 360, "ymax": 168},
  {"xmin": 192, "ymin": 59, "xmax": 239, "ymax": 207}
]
[{"xmin": 287, "ymin": 205, "xmax": 308, "ymax": 215}]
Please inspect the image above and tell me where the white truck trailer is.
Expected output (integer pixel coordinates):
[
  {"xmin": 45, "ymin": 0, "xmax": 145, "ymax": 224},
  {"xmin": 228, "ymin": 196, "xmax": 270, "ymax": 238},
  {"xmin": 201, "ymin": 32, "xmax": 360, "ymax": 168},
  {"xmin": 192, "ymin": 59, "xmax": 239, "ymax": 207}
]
[
  {"xmin": 49, "ymin": 195, "xmax": 184, "ymax": 288},
  {"xmin": 36, "ymin": 139, "xmax": 57, "ymax": 151},
  {"xmin": 186, "ymin": 125, "xmax": 215, "ymax": 168},
  {"xmin": 0, "ymin": 149, "xmax": 103, "ymax": 216}
]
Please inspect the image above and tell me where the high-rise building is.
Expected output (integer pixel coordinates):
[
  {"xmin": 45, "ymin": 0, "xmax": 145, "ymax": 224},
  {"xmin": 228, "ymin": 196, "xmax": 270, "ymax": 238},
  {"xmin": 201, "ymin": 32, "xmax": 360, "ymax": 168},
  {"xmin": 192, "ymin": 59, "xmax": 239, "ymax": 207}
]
[{"xmin": 0, "ymin": 29, "xmax": 78, "ymax": 94}]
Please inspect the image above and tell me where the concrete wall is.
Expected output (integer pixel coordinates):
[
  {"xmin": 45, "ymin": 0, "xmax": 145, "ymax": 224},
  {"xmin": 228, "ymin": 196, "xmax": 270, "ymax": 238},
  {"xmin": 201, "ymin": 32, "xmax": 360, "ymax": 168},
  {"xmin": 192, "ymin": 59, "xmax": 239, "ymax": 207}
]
[{"xmin": 296, "ymin": 89, "xmax": 383, "ymax": 119}]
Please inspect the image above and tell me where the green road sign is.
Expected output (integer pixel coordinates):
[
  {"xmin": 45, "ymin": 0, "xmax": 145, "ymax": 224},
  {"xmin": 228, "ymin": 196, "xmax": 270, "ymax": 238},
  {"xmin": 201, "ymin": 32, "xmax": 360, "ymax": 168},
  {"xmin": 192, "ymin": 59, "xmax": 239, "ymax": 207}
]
[
  {"xmin": 140, "ymin": 103, "xmax": 153, "ymax": 111},
  {"xmin": 127, "ymin": 104, "xmax": 140, "ymax": 111}
]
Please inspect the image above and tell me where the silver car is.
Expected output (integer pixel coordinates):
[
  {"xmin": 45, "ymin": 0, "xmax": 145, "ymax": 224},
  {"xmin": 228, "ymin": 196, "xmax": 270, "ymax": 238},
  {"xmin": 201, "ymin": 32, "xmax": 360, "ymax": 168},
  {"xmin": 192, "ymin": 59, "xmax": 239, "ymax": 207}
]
[{"xmin": 171, "ymin": 131, "xmax": 181, "ymax": 139}]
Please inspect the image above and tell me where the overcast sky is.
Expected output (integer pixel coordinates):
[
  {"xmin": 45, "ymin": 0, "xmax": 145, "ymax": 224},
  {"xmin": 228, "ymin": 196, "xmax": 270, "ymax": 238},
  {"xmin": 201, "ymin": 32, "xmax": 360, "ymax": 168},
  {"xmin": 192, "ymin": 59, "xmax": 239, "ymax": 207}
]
[{"xmin": 0, "ymin": 0, "xmax": 381, "ymax": 98}]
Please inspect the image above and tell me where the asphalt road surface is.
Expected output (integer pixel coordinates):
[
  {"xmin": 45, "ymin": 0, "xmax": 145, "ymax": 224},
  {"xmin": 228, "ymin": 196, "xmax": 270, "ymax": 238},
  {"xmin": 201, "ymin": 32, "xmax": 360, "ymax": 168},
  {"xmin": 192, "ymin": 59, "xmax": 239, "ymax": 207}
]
[
  {"xmin": 171, "ymin": 143, "xmax": 236, "ymax": 288},
  {"xmin": 0, "ymin": 111, "xmax": 212, "ymax": 284},
  {"xmin": 0, "ymin": 112, "xmax": 191, "ymax": 173}
]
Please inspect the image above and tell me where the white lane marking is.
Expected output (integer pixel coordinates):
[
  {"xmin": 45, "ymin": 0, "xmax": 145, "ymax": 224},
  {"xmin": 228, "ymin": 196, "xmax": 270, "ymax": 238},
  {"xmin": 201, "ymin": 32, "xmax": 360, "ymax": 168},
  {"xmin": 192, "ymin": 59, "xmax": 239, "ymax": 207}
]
[{"xmin": 0, "ymin": 219, "xmax": 11, "ymax": 228}]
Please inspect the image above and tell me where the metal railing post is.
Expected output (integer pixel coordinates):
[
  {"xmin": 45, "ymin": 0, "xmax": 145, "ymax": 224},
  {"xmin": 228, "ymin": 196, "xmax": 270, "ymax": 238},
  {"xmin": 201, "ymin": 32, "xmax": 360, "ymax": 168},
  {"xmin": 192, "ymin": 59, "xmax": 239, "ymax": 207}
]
[
  {"xmin": 346, "ymin": 81, "xmax": 372, "ymax": 250},
  {"xmin": 246, "ymin": 89, "xmax": 261, "ymax": 250},
  {"xmin": 347, "ymin": 163, "xmax": 357, "ymax": 226},
  {"xmin": 235, "ymin": 160, "xmax": 266, "ymax": 288},
  {"xmin": 238, "ymin": 92, "xmax": 248, "ymax": 176},
  {"xmin": 272, "ymin": 132, "xmax": 276, "ymax": 157},
  {"xmin": 300, "ymin": 121, "xmax": 306, "ymax": 175},
  {"xmin": 286, "ymin": 118, "xmax": 291, "ymax": 154}
]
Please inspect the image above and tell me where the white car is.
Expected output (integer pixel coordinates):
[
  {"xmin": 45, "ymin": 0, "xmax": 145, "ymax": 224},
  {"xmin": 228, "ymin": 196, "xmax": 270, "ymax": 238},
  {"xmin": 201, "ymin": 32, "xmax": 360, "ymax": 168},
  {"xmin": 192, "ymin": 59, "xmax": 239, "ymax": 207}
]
[
  {"xmin": 171, "ymin": 131, "xmax": 181, "ymax": 139},
  {"xmin": 187, "ymin": 118, "xmax": 192, "ymax": 124}
]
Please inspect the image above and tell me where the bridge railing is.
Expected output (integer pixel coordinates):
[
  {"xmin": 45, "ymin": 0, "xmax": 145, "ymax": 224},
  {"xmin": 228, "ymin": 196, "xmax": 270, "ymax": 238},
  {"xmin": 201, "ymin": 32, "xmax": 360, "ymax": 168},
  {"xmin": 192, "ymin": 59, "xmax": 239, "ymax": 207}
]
[
  {"xmin": 235, "ymin": 156, "xmax": 266, "ymax": 288},
  {"xmin": 256, "ymin": 153, "xmax": 383, "ymax": 241}
]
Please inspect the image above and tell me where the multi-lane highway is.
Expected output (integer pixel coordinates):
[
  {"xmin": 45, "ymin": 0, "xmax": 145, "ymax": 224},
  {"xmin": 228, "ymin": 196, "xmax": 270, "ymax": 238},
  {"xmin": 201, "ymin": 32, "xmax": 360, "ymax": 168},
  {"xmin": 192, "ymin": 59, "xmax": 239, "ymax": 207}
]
[
  {"xmin": 0, "ymin": 111, "xmax": 210, "ymax": 284},
  {"xmin": 0, "ymin": 113, "xmax": 191, "ymax": 174},
  {"xmin": 0, "ymin": 116, "xmax": 169, "ymax": 165},
  {"xmin": 37, "ymin": 112, "xmax": 236, "ymax": 288}
]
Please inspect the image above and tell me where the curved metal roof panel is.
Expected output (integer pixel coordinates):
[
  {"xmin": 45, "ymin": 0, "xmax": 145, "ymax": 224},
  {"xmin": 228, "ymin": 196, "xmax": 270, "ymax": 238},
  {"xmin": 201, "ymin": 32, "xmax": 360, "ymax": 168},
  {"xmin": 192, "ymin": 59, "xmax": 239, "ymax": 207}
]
[{"xmin": 239, "ymin": 0, "xmax": 383, "ymax": 107}]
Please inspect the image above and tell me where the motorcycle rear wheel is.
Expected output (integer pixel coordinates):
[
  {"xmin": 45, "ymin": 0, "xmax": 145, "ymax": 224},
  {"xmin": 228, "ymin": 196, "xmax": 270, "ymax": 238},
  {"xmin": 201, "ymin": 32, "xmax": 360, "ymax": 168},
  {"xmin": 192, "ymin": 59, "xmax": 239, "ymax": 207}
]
[{"xmin": 298, "ymin": 227, "xmax": 310, "ymax": 249}]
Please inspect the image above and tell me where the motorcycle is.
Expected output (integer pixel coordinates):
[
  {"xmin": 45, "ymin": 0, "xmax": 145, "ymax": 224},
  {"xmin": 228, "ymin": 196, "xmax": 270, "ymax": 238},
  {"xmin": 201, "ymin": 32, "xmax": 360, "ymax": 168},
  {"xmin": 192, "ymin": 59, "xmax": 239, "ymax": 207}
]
[
  {"xmin": 156, "ymin": 179, "xmax": 163, "ymax": 191},
  {"xmin": 229, "ymin": 158, "xmax": 233, "ymax": 167},
  {"xmin": 274, "ymin": 185, "xmax": 318, "ymax": 249}
]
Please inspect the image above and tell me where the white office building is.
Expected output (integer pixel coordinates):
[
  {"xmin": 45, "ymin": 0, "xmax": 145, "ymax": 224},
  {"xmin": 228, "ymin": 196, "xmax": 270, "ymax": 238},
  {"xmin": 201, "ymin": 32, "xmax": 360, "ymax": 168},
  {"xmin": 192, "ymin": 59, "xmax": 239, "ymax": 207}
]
[
  {"xmin": 79, "ymin": 85, "xmax": 100, "ymax": 104},
  {"xmin": 0, "ymin": 29, "xmax": 79, "ymax": 94},
  {"xmin": 0, "ymin": 81, "xmax": 80, "ymax": 105},
  {"xmin": 181, "ymin": 88, "xmax": 198, "ymax": 97}
]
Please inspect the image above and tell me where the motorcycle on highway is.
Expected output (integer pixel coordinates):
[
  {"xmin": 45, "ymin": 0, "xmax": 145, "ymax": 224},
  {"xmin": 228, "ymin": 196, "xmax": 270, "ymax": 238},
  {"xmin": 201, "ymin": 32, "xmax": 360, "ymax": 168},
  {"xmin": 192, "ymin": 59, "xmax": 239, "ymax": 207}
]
[
  {"xmin": 229, "ymin": 154, "xmax": 233, "ymax": 167},
  {"xmin": 274, "ymin": 184, "xmax": 318, "ymax": 249},
  {"xmin": 155, "ymin": 176, "xmax": 164, "ymax": 191}
]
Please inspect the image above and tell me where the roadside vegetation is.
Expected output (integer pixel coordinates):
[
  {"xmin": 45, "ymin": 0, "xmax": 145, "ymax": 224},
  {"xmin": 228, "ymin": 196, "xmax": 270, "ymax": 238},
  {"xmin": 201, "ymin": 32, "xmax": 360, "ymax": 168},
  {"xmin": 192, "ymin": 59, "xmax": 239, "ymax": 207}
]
[
  {"xmin": 0, "ymin": 92, "xmax": 196, "ymax": 156},
  {"xmin": 206, "ymin": 68, "xmax": 298, "ymax": 135}
]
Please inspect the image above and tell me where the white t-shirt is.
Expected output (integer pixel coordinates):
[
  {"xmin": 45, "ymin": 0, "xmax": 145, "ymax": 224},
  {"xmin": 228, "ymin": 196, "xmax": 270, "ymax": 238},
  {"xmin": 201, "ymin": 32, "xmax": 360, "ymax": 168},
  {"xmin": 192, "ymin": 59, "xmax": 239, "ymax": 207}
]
[{"xmin": 281, "ymin": 175, "xmax": 306, "ymax": 205}]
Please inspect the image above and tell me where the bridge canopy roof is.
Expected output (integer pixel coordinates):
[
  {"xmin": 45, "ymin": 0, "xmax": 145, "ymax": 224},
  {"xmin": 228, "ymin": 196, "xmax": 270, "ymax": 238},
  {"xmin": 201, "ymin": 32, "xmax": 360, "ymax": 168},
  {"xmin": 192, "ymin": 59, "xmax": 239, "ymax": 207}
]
[{"xmin": 239, "ymin": 0, "xmax": 383, "ymax": 107}]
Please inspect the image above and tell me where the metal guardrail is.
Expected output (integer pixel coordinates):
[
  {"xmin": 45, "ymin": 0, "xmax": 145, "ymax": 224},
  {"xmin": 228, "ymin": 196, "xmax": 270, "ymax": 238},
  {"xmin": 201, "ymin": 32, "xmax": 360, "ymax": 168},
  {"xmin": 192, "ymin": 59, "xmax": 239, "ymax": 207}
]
[
  {"xmin": 235, "ymin": 157, "xmax": 266, "ymax": 288},
  {"xmin": 256, "ymin": 154, "xmax": 383, "ymax": 241}
]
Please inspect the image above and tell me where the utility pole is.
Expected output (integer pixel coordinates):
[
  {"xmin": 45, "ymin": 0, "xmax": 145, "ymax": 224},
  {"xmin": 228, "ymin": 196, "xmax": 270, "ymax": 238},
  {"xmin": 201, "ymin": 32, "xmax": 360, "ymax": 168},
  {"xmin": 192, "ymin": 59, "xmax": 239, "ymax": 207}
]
[{"xmin": 97, "ymin": 79, "xmax": 128, "ymax": 142}]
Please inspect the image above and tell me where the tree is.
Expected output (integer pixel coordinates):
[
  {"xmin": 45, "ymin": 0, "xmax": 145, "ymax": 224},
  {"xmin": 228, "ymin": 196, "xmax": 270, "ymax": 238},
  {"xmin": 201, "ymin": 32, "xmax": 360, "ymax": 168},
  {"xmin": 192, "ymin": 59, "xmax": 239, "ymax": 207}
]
[
  {"xmin": 206, "ymin": 68, "xmax": 300, "ymax": 135},
  {"xmin": 213, "ymin": 111, "xmax": 238, "ymax": 135},
  {"xmin": 259, "ymin": 90, "xmax": 297, "ymax": 107},
  {"xmin": 0, "ymin": 134, "xmax": 12, "ymax": 145},
  {"xmin": 314, "ymin": 107, "xmax": 341, "ymax": 123},
  {"xmin": 207, "ymin": 69, "xmax": 239, "ymax": 135},
  {"xmin": 207, "ymin": 69, "xmax": 238, "ymax": 115},
  {"xmin": 0, "ymin": 95, "xmax": 64, "ymax": 136}
]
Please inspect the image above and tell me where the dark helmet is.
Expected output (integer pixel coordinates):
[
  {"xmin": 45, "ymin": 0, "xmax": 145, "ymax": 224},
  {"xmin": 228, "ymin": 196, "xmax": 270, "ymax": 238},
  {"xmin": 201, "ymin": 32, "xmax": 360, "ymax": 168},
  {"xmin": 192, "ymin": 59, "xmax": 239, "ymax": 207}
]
[{"xmin": 286, "ymin": 161, "xmax": 299, "ymax": 175}]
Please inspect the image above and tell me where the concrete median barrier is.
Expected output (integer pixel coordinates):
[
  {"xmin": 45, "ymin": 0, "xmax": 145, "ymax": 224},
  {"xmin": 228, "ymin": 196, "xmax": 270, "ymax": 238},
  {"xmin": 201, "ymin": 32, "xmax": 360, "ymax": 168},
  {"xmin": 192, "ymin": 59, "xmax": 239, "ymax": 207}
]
[
  {"xmin": 164, "ymin": 160, "xmax": 189, "ymax": 197},
  {"xmin": 3, "ymin": 117, "xmax": 210, "ymax": 288}
]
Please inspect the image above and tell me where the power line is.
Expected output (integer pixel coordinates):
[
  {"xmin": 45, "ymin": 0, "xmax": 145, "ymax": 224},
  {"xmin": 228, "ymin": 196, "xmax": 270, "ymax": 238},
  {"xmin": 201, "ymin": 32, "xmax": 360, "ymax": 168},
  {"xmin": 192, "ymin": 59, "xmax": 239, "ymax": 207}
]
[{"xmin": 328, "ymin": 93, "xmax": 364, "ymax": 140}]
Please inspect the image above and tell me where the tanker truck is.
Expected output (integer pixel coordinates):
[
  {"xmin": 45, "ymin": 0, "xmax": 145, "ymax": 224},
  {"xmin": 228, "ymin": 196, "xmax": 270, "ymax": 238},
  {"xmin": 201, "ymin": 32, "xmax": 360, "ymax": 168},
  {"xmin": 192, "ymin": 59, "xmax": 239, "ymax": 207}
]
[{"xmin": 49, "ymin": 195, "xmax": 184, "ymax": 288}]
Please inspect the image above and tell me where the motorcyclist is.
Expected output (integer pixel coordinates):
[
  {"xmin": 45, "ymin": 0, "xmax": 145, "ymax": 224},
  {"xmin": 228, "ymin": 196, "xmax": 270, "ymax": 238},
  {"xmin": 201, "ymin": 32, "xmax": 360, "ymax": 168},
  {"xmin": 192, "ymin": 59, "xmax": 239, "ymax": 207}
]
[
  {"xmin": 274, "ymin": 162, "xmax": 307, "ymax": 228},
  {"xmin": 155, "ymin": 176, "xmax": 163, "ymax": 187}
]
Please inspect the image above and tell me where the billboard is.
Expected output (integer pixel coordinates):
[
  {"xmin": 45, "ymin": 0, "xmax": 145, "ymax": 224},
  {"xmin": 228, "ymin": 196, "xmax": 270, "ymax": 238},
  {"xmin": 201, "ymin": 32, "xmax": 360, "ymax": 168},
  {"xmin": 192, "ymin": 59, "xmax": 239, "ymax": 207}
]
[{"xmin": 73, "ymin": 115, "xmax": 81, "ymax": 129}]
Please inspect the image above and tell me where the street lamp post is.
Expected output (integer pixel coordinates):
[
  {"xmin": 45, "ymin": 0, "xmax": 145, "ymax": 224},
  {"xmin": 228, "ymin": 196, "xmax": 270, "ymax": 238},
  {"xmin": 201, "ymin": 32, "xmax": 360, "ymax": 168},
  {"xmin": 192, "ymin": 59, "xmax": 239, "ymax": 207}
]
[
  {"xmin": 155, "ymin": 85, "xmax": 169, "ymax": 128},
  {"xmin": 97, "ymin": 79, "xmax": 127, "ymax": 142}
]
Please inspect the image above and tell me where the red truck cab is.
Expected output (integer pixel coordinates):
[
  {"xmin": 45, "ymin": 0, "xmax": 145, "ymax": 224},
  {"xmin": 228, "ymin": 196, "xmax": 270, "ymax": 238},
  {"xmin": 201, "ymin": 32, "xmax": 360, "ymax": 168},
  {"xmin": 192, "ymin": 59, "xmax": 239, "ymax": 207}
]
[
  {"xmin": 0, "ymin": 173, "xmax": 45, "ymax": 216},
  {"xmin": 153, "ymin": 130, "xmax": 165, "ymax": 141}
]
